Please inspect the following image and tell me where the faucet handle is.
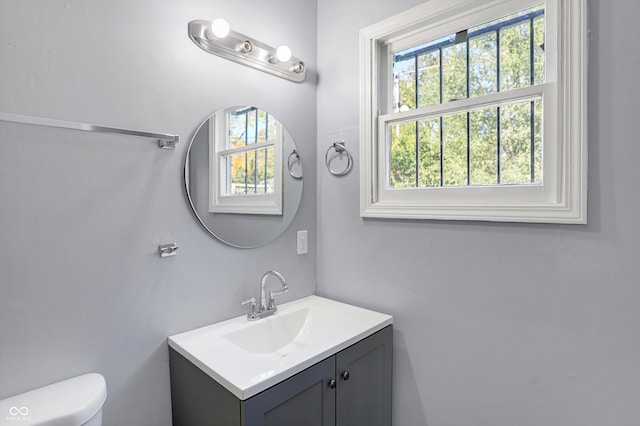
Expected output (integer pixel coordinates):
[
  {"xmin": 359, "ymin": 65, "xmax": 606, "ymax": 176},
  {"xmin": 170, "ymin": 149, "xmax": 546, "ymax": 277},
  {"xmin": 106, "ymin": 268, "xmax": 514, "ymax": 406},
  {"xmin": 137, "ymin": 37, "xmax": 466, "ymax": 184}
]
[
  {"xmin": 240, "ymin": 297, "xmax": 257, "ymax": 314},
  {"xmin": 267, "ymin": 286, "xmax": 289, "ymax": 310},
  {"xmin": 241, "ymin": 296, "xmax": 256, "ymax": 306}
]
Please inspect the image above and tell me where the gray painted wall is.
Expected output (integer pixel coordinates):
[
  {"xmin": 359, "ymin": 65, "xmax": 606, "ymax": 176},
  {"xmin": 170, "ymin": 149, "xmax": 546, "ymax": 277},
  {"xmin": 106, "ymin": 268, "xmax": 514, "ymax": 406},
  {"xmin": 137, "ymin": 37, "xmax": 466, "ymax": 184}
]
[
  {"xmin": 0, "ymin": 1, "xmax": 317, "ymax": 425},
  {"xmin": 316, "ymin": 0, "xmax": 640, "ymax": 425}
]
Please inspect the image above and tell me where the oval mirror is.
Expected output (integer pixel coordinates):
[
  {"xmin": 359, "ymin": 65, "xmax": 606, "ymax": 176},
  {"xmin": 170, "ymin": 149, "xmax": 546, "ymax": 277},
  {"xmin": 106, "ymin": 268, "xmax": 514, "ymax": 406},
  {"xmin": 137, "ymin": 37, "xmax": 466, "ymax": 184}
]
[{"xmin": 185, "ymin": 106, "xmax": 303, "ymax": 248}]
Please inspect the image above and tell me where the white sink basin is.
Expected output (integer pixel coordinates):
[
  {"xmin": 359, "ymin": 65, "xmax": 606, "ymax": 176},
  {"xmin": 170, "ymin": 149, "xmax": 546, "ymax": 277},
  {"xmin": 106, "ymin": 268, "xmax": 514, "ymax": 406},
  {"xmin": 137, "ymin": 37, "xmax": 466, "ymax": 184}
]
[
  {"xmin": 168, "ymin": 295, "xmax": 393, "ymax": 400},
  {"xmin": 222, "ymin": 306, "xmax": 311, "ymax": 355}
]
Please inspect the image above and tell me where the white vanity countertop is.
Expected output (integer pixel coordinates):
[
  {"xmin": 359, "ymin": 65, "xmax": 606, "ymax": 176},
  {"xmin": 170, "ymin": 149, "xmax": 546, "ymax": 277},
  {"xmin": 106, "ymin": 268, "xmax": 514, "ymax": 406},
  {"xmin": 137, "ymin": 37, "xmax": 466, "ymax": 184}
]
[{"xmin": 168, "ymin": 295, "xmax": 393, "ymax": 400}]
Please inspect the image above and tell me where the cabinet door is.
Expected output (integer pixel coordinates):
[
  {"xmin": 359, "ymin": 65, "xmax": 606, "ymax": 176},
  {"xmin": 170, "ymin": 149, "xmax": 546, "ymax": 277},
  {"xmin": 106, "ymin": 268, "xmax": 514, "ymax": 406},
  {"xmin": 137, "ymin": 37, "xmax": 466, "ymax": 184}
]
[
  {"xmin": 335, "ymin": 326, "xmax": 392, "ymax": 426},
  {"xmin": 242, "ymin": 356, "xmax": 336, "ymax": 426}
]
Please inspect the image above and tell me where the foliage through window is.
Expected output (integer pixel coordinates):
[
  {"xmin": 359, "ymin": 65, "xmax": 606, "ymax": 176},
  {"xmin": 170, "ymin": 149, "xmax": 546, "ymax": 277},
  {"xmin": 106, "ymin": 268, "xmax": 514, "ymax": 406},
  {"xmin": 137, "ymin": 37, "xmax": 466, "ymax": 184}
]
[{"xmin": 360, "ymin": 0, "xmax": 587, "ymax": 223}]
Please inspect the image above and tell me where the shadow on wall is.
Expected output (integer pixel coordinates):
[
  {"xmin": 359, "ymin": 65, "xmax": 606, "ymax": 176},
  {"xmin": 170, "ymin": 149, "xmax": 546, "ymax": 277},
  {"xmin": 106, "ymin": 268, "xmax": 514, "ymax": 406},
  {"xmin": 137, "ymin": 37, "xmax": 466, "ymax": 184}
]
[
  {"xmin": 102, "ymin": 342, "xmax": 172, "ymax": 425},
  {"xmin": 392, "ymin": 331, "xmax": 428, "ymax": 425}
]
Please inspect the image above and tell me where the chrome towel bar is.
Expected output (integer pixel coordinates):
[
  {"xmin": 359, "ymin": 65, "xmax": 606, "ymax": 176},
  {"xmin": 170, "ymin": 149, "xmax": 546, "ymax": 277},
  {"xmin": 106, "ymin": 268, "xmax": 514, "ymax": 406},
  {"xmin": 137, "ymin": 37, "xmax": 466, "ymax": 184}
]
[{"xmin": 0, "ymin": 112, "xmax": 179, "ymax": 149}]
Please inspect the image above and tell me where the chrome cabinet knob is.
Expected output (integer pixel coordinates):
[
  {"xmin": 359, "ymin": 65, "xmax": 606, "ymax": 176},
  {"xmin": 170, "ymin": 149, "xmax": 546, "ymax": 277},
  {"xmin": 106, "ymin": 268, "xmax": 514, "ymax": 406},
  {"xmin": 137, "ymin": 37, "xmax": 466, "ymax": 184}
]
[
  {"xmin": 328, "ymin": 379, "xmax": 337, "ymax": 389},
  {"xmin": 341, "ymin": 371, "xmax": 350, "ymax": 381}
]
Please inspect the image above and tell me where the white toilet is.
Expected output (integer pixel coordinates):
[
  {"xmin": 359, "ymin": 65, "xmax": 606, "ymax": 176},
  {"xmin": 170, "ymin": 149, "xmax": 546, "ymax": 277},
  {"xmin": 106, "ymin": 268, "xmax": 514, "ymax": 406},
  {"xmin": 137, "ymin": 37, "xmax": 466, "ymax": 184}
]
[{"xmin": 0, "ymin": 373, "xmax": 107, "ymax": 425}]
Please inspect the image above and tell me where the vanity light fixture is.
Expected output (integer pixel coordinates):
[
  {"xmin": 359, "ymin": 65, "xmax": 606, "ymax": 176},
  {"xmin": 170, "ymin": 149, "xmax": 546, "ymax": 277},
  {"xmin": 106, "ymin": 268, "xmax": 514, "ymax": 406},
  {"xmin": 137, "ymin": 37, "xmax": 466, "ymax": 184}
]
[{"xmin": 188, "ymin": 19, "xmax": 306, "ymax": 83}]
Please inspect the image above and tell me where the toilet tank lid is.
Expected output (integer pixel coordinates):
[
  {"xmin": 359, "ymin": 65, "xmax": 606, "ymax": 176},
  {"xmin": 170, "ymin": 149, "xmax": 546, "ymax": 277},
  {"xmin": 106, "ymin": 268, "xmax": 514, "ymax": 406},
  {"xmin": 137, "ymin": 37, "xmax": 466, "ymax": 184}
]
[{"xmin": 0, "ymin": 373, "xmax": 107, "ymax": 426}]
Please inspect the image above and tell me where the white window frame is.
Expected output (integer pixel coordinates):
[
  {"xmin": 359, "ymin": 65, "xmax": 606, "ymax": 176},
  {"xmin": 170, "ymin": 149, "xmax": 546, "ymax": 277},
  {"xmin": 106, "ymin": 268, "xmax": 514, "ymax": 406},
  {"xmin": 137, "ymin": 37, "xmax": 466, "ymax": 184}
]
[
  {"xmin": 208, "ymin": 107, "xmax": 283, "ymax": 215},
  {"xmin": 359, "ymin": 0, "xmax": 587, "ymax": 223}
]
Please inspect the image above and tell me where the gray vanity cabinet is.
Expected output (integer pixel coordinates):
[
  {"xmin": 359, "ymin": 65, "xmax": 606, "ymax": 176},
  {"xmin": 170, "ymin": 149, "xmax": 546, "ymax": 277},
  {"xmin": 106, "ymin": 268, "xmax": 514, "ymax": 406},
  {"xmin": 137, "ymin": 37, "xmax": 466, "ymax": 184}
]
[{"xmin": 169, "ymin": 325, "xmax": 392, "ymax": 426}]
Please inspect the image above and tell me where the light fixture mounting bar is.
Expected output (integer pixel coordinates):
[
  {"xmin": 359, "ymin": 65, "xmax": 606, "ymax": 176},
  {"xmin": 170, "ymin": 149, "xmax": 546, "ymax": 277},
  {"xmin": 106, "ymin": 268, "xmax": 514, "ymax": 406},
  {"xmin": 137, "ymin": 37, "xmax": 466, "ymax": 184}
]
[{"xmin": 188, "ymin": 20, "xmax": 306, "ymax": 83}]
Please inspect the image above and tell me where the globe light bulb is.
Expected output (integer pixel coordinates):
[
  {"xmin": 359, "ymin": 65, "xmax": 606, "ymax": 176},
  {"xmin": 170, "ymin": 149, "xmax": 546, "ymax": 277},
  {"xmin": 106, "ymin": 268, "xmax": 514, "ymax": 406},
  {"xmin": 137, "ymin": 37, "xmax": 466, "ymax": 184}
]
[
  {"xmin": 275, "ymin": 45, "xmax": 292, "ymax": 62},
  {"xmin": 210, "ymin": 18, "xmax": 230, "ymax": 39}
]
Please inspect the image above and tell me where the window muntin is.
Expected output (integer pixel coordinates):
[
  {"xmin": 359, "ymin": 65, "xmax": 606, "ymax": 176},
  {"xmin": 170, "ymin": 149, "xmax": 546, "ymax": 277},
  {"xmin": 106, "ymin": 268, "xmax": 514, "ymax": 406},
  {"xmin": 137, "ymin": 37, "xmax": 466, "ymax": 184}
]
[{"xmin": 388, "ymin": 5, "xmax": 545, "ymax": 189}]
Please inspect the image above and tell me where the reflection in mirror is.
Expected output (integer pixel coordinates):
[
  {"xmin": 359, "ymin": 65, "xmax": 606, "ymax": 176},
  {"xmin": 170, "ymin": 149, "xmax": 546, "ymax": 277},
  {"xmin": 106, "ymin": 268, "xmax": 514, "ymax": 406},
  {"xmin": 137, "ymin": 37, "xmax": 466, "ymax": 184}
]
[
  {"xmin": 210, "ymin": 107, "xmax": 283, "ymax": 215},
  {"xmin": 185, "ymin": 106, "xmax": 303, "ymax": 248}
]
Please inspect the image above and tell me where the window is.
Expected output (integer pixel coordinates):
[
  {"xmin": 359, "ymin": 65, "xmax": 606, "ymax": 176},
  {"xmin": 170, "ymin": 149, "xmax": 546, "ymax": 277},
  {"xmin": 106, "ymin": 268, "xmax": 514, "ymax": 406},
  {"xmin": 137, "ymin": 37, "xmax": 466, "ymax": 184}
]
[
  {"xmin": 209, "ymin": 106, "xmax": 283, "ymax": 215},
  {"xmin": 359, "ymin": 0, "xmax": 587, "ymax": 223}
]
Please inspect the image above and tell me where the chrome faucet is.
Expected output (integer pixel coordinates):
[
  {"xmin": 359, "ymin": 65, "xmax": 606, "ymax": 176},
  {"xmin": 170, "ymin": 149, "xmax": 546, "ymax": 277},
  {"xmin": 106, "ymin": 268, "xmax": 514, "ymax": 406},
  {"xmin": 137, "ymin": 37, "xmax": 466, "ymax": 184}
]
[{"xmin": 241, "ymin": 270, "xmax": 289, "ymax": 320}]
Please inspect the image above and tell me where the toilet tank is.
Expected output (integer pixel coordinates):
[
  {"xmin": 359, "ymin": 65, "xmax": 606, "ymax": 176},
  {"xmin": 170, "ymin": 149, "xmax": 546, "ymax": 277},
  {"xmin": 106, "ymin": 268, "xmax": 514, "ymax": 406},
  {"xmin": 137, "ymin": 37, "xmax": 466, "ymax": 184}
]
[{"xmin": 0, "ymin": 373, "xmax": 107, "ymax": 426}]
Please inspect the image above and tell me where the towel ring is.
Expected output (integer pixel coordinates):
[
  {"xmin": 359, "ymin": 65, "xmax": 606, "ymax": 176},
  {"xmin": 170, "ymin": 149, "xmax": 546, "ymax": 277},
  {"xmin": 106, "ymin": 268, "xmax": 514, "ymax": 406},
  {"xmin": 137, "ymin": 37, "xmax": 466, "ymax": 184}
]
[
  {"xmin": 287, "ymin": 149, "xmax": 303, "ymax": 179},
  {"xmin": 325, "ymin": 141, "xmax": 353, "ymax": 177}
]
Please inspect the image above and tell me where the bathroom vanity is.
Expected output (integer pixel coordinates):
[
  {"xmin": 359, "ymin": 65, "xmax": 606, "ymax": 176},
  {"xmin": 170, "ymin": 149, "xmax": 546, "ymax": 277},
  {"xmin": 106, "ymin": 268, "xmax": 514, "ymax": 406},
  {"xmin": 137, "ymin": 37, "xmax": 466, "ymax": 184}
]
[{"xmin": 168, "ymin": 296, "xmax": 393, "ymax": 426}]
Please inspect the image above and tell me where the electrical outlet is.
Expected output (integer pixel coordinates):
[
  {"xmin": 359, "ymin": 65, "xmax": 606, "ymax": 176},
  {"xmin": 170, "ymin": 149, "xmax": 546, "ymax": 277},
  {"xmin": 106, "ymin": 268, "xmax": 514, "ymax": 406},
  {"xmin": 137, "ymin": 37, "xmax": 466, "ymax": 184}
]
[{"xmin": 297, "ymin": 230, "xmax": 308, "ymax": 255}]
